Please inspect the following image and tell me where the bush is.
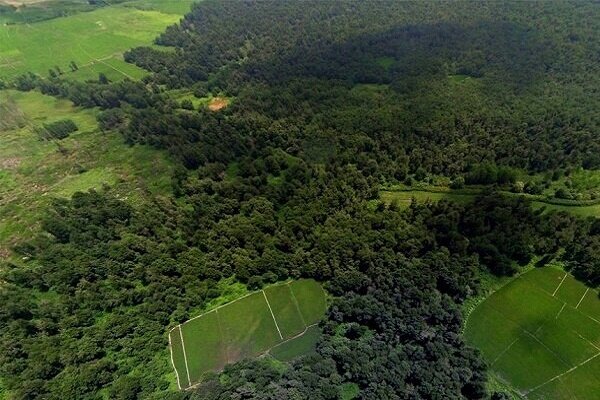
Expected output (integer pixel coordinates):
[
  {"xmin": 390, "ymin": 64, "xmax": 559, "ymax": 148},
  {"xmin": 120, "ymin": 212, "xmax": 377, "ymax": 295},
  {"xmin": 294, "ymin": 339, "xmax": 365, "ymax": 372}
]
[{"xmin": 37, "ymin": 119, "xmax": 78, "ymax": 140}]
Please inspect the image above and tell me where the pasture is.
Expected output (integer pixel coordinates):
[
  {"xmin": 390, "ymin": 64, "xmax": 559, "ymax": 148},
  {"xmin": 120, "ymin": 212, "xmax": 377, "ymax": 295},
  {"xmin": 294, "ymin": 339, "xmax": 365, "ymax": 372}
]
[
  {"xmin": 0, "ymin": 0, "xmax": 194, "ymax": 81},
  {"xmin": 0, "ymin": 89, "xmax": 173, "ymax": 254},
  {"xmin": 465, "ymin": 266, "xmax": 600, "ymax": 399},
  {"xmin": 169, "ymin": 279, "xmax": 328, "ymax": 389}
]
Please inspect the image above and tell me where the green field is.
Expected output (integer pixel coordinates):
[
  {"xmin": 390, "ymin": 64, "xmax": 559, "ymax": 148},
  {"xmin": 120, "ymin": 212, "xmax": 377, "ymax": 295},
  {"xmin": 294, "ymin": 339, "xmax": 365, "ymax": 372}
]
[
  {"xmin": 380, "ymin": 189, "xmax": 600, "ymax": 218},
  {"xmin": 465, "ymin": 266, "xmax": 600, "ymax": 399},
  {"xmin": 0, "ymin": 89, "xmax": 173, "ymax": 253},
  {"xmin": 0, "ymin": 0, "xmax": 194, "ymax": 81},
  {"xmin": 169, "ymin": 279, "xmax": 328, "ymax": 389}
]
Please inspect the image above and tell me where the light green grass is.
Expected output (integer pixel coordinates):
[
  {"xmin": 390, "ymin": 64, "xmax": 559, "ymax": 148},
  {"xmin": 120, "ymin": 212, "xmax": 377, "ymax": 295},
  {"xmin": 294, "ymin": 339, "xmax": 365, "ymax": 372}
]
[
  {"xmin": 465, "ymin": 267, "xmax": 600, "ymax": 398},
  {"xmin": 169, "ymin": 325, "xmax": 191, "ymax": 388},
  {"xmin": 169, "ymin": 279, "xmax": 327, "ymax": 388},
  {"xmin": 0, "ymin": 89, "xmax": 173, "ymax": 253},
  {"xmin": 0, "ymin": 1, "xmax": 192, "ymax": 80}
]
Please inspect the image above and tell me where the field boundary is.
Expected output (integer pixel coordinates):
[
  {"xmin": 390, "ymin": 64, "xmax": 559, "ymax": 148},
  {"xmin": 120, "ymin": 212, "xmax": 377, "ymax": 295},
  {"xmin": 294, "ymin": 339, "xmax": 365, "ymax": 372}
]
[
  {"xmin": 262, "ymin": 290, "xmax": 284, "ymax": 340},
  {"xmin": 551, "ymin": 273, "xmax": 567, "ymax": 297},
  {"xmin": 179, "ymin": 326, "xmax": 191, "ymax": 388},
  {"xmin": 575, "ymin": 288, "xmax": 589, "ymax": 309},
  {"xmin": 168, "ymin": 330, "xmax": 182, "ymax": 390}
]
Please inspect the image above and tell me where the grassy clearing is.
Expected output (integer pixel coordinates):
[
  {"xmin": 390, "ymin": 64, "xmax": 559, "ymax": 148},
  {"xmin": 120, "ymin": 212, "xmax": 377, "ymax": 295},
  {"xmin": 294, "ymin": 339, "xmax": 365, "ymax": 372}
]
[
  {"xmin": 0, "ymin": 1, "xmax": 193, "ymax": 81},
  {"xmin": 380, "ymin": 188, "xmax": 600, "ymax": 217},
  {"xmin": 0, "ymin": 89, "xmax": 173, "ymax": 254},
  {"xmin": 465, "ymin": 266, "xmax": 600, "ymax": 398},
  {"xmin": 169, "ymin": 279, "xmax": 327, "ymax": 389}
]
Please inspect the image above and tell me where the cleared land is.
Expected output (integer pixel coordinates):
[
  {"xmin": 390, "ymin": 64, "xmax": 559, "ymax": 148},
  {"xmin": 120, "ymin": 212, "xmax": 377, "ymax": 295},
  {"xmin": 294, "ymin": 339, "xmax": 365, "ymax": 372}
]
[
  {"xmin": 380, "ymin": 189, "xmax": 600, "ymax": 218},
  {"xmin": 0, "ymin": 1, "xmax": 194, "ymax": 81},
  {"xmin": 170, "ymin": 279, "xmax": 327, "ymax": 389},
  {"xmin": 465, "ymin": 266, "xmax": 600, "ymax": 399},
  {"xmin": 0, "ymin": 89, "xmax": 173, "ymax": 255}
]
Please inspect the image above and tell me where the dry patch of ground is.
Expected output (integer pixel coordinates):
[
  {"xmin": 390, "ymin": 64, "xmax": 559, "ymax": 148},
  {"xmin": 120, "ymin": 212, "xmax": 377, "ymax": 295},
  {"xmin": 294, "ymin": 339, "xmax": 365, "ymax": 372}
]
[
  {"xmin": 208, "ymin": 97, "xmax": 229, "ymax": 111},
  {"xmin": 0, "ymin": 157, "xmax": 21, "ymax": 169}
]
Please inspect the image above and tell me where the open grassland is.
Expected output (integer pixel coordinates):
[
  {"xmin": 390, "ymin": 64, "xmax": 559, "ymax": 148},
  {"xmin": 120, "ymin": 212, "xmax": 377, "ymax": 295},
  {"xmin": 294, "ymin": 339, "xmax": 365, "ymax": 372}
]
[
  {"xmin": 380, "ymin": 189, "xmax": 600, "ymax": 218},
  {"xmin": 0, "ymin": 89, "xmax": 173, "ymax": 256},
  {"xmin": 0, "ymin": 0, "xmax": 194, "ymax": 81},
  {"xmin": 465, "ymin": 266, "xmax": 600, "ymax": 399},
  {"xmin": 169, "ymin": 279, "xmax": 327, "ymax": 389}
]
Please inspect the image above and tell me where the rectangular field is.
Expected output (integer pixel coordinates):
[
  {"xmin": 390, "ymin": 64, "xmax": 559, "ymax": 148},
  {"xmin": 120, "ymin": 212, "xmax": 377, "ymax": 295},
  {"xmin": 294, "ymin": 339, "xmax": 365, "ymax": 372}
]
[
  {"xmin": 169, "ymin": 279, "xmax": 327, "ymax": 389},
  {"xmin": 465, "ymin": 266, "xmax": 600, "ymax": 398}
]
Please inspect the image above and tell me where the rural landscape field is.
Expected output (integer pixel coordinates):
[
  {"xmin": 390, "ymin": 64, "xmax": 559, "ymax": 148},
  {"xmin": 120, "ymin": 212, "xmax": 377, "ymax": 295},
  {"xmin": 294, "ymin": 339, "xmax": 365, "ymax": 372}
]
[
  {"xmin": 0, "ymin": 1, "xmax": 598, "ymax": 399},
  {"xmin": 170, "ymin": 279, "xmax": 327, "ymax": 389}
]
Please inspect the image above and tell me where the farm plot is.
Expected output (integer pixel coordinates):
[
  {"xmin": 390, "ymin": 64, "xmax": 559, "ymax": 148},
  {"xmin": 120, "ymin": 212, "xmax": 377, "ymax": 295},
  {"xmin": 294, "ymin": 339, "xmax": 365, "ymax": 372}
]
[
  {"xmin": 465, "ymin": 266, "xmax": 600, "ymax": 399},
  {"xmin": 0, "ymin": 1, "xmax": 194, "ymax": 81},
  {"xmin": 169, "ymin": 279, "xmax": 327, "ymax": 389}
]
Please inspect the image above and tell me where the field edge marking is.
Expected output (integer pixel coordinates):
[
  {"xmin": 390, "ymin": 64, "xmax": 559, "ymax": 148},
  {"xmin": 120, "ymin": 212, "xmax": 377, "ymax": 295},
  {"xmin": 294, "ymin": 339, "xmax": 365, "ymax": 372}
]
[
  {"xmin": 168, "ymin": 328, "xmax": 182, "ymax": 390},
  {"xmin": 179, "ymin": 325, "xmax": 192, "ymax": 388},
  {"xmin": 575, "ymin": 288, "xmax": 589, "ymax": 309},
  {"xmin": 551, "ymin": 273, "xmax": 567, "ymax": 297},
  {"xmin": 287, "ymin": 282, "xmax": 307, "ymax": 328},
  {"xmin": 262, "ymin": 290, "xmax": 284, "ymax": 340}
]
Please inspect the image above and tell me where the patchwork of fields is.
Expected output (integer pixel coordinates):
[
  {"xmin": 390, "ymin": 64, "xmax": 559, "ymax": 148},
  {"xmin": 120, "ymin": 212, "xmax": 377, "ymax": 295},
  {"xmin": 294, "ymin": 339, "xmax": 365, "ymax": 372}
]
[
  {"xmin": 170, "ymin": 279, "xmax": 327, "ymax": 389},
  {"xmin": 465, "ymin": 267, "xmax": 600, "ymax": 399},
  {"xmin": 0, "ymin": 0, "xmax": 194, "ymax": 81}
]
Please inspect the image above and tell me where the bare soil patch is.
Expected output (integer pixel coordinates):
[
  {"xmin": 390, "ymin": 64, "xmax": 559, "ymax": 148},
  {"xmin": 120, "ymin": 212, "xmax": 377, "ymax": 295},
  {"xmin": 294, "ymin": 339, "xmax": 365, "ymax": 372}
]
[{"xmin": 208, "ymin": 97, "xmax": 229, "ymax": 111}]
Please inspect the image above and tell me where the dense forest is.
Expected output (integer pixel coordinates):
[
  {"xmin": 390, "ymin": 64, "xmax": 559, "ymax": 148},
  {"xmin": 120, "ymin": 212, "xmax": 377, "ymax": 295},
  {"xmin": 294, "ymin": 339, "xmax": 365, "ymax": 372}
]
[{"xmin": 1, "ymin": 1, "xmax": 599, "ymax": 399}]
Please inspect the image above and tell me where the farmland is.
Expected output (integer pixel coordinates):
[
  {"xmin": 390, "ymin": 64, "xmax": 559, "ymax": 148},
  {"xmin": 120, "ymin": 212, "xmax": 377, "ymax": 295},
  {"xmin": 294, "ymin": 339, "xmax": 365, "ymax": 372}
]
[
  {"xmin": 465, "ymin": 266, "xmax": 600, "ymax": 399},
  {"xmin": 0, "ymin": 0, "xmax": 194, "ymax": 81},
  {"xmin": 169, "ymin": 279, "xmax": 327, "ymax": 389},
  {"xmin": 380, "ymin": 188, "xmax": 600, "ymax": 218},
  {"xmin": 0, "ymin": 89, "xmax": 173, "ymax": 254}
]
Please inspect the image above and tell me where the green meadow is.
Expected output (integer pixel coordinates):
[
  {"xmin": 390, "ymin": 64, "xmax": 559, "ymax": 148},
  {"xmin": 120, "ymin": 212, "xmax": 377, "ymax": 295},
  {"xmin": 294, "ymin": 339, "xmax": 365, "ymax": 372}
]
[
  {"xmin": 0, "ymin": 0, "xmax": 195, "ymax": 81},
  {"xmin": 170, "ymin": 279, "xmax": 327, "ymax": 389},
  {"xmin": 0, "ymin": 89, "xmax": 173, "ymax": 254},
  {"xmin": 465, "ymin": 266, "xmax": 600, "ymax": 399}
]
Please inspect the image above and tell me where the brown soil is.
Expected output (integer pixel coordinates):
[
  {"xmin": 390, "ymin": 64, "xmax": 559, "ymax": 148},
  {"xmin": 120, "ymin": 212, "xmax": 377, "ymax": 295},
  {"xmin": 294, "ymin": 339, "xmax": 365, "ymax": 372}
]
[
  {"xmin": 0, "ymin": 157, "xmax": 21, "ymax": 169},
  {"xmin": 208, "ymin": 97, "xmax": 229, "ymax": 111}
]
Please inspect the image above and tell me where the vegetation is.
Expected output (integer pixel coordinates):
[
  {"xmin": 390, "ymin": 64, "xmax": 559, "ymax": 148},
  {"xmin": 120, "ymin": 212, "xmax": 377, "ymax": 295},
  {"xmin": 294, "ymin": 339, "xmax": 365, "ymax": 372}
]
[
  {"xmin": 380, "ymin": 188, "xmax": 600, "ymax": 218},
  {"xmin": 465, "ymin": 266, "xmax": 600, "ymax": 399},
  {"xmin": 0, "ymin": 1, "xmax": 599, "ymax": 399},
  {"xmin": 0, "ymin": 0, "xmax": 194, "ymax": 81}
]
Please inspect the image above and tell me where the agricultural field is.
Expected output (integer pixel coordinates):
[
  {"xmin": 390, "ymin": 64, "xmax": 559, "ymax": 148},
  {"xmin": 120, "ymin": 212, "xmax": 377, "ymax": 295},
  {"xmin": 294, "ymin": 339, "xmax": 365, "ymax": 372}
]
[
  {"xmin": 169, "ymin": 279, "xmax": 328, "ymax": 389},
  {"xmin": 465, "ymin": 266, "xmax": 600, "ymax": 399},
  {"xmin": 0, "ymin": 89, "xmax": 173, "ymax": 256},
  {"xmin": 380, "ymin": 189, "xmax": 600, "ymax": 218},
  {"xmin": 0, "ymin": 0, "xmax": 195, "ymax": 81}
]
